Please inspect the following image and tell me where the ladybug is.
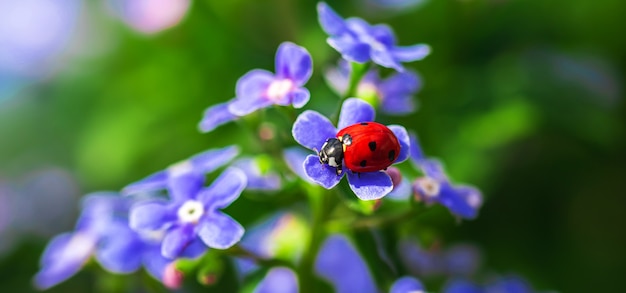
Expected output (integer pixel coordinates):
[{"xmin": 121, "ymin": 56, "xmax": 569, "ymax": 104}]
[{"xmin": 319, "ymin": 122, "xmax": 400, "ymax": 175}]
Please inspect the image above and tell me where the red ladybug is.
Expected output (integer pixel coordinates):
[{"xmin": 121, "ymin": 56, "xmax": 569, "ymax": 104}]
[{"xmin": 319, "ymin": 122, "xmax": 400, "ymax": 175}]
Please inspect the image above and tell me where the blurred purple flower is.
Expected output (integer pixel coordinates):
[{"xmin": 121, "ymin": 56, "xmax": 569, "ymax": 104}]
[
  {"xmin": 0, "ymin": 0, "xmax": 80, "ymax": 77},
  {"xmin": 290, "ymin": 98, "xmax": 410, "ymax": 200},
  {"xmin": 122, "ymin": 145, "xmax": 239, "ymax": 198},
  {"xmin": 444, "ymin": 280, "xmax": 484, "ymax": 293},
  {"xmin": 390, "ymin": 276, "xmax": 425, "ymax": 293},
  {"xmin": 108, "ymin": 0, "xmax": 190, "ymax": 34},
  {"xmin": 445, "ymin": 244, "xmax": 482, "ymax": 277},
  {"xmin": 233, "ymin": 157, "xmax": 281, "ymax": 191},
  {"xmin": 315, "ymin": 234, "xmax": 378, "ymax": 293},
  {"xmin": 326, "ymin": 61, "xmax": 422, "ymax": 115},
  {"xmin": 254, "ymin": 267, "xmax": 299, "ymax": 293},
  {"xmin": 11, "ymin": 168, "xmax": 79, "ymax": 238},
  {"xmin": 199, "ymin": 42, "xmax": 313, "ymax": 132},
  {"xmin": 409, "ymin": 134, "xmax": 483, "ymax": 219},
  {"xmin": 317, "ymin": 2, "xmax": 430, "ymax": 71},
  {"xmin": 34, "ymin": 193, "xmax": 171, "ymax": 289},
  {"xmin": 129, "ymin": 168, "xmax": 247, "ymax": 259},
  {"xmin": 485, "ymin": 276, "xmax": 535, "ymax": 293},
  {"xmin": 399, "ymin": 239, "xmax": 482, "ymax": 278},
  {"xmin": 283, "ymin": 147, "xmax": 315, "ymax": 184},
  {"xmin": 198, "ymin": 102, "xmax": 239, "ymax": 133},
  {"xmin": 444, "ymin": 276, "xmax": 535, "ymax": 293}
]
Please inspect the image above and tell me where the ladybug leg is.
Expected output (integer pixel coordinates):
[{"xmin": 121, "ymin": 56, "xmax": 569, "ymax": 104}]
[{"xmin": 335, "ymin": 165, "xmax": 343, "ymax": 176}]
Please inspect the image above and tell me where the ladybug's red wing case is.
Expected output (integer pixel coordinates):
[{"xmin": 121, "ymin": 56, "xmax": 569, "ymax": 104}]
[{"xmin": 337, "ymin": 122, "xmax": 400, "ymax": 173}]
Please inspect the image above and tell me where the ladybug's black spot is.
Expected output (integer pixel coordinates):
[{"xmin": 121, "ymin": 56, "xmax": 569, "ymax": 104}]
[
  {"xmin": 360, "ymin": 122, "xmax": 369, "ymax": 126},
  {"xmin": 388, "ymin": 150, "xmax": 396, "ymax": 161},
  {"xmin": 368, "ymin": 141, "xmax": 377, "ymax": 152},
  {"xmin": 360, "ymin": 160, "xmax": 367, "ymax": 167}
]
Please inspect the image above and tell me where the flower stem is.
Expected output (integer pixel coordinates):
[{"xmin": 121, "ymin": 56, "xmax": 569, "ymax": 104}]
[
  {"xmin": 298, "ymin": 187, "xmax": 337, "ymax": 293},
  {"xmin": 225, "ymin": 245, "xmax": 296, "ymax": 270},
  {"xmin": 350, "ymin": 206, "xmax": 421, "ymax": 229},
  {"xmin": 331, "ymin": 62, "xmax": 370, "ymax": 124},
  {"xmin": 343, "ymin": 62, "xmax": 369, "ymax": 100}
]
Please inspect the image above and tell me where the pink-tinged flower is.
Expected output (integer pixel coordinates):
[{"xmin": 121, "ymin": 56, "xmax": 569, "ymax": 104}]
[
  {"xmin": 199, "ymin": 42, "xmax": 313, "ymax": 133},
  {"xmin": 108, "ymin": 0, "xmax": 190, "ymax": 34}
]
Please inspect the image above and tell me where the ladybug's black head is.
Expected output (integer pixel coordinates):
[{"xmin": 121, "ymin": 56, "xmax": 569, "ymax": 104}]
[{"xmin": 319, "ymin": 138, "xmax": 344, "ymax": 170}]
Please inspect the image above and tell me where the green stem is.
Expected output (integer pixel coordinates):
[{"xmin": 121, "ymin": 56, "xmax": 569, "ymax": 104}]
[
  {"xmin": 224, "ymin": 245, "xmax": 296, "ymax": 270},
  {"xmin": 298, "ymin": 187, "xmax": 338, "ymax": 293},
  {"xmin": 324, "ymin": 201, "xmax": 424, "ymax": 231},
  {"xmin": 350, "ymin": 207, "xmax": 420, "ymax": 230},
  {"xmin": 343, "ymin": 62, "xmax": 369, "ymax": 100},
  {"xmin": 331, "ymin": 61, "xmax": 370, "ymax": 124}
]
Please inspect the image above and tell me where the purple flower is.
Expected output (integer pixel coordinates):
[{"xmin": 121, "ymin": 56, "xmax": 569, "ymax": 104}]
[
  {"xmin": 315, "ymin": 234, "xmax": 378, "ymax": 293},
  {"xmin": 33, "ymin": 193, "xmax": 172, "ymax": 289},
  {"xmin": 283, "ymin": 147, "xmax": 315, "ymax": 184},
  {"xmin": 129, "ymin": 167, "xmax": 247, "ymax": 259},
  {"xmin": 409, "ymin": 134, "xmax": 483, "ymax": 219},
  {"xmin": 485, "ymin": 276, "xmax": 535, "ymax": 293},
  {"xmin": 198, "ymin": 102, "xmax": 239, "ymax": 133},
  {"xmin": 290, "ymin": 98, "xmax": 410, "ymax": 200},
  {"xmin": 122, "ymin": 145, "xmax": 239, "ymax": 198},
  {"xmin": 253, "ymin": 267, "xmax": 299, "ymax": 293},
  {"xmin": 317, "ymin": 2, "xmax": 430, "ymax": 71},
  {"xmin": 34, "ymin": 231, "xmax": 97, "ymax": 289},
  {"xmin": 198, "ymin": 42, "xmax": 313, "ymax": 132},
  {"xmin": 399, "ymin": 238, "xmax": 482, "ymax": 278},
  {"xmin": 444, "ymin": 276, "xmax": 535, "ymax": 293},
  {"xmin": 444, "ymin": 280, "xmax": 484, "ymax": 293},
  {"xmin": 326, "ymin": 61, "xmax": 422, "ymax": 115},
  {"xmin": 390, "ymin": 276, "xmax": 425, "ymax": 293},
  {"xmin": 229, "ymin": 42, "xmax": 312, "ymax": 116}
]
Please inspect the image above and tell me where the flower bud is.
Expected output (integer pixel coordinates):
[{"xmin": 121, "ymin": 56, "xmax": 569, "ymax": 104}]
[
  {"xmin": 163, "ymin": 263, "xmax": 184, "ymax": 289},
  {"xmin": 385, "ymin": 167, "xmax": 403, "ymax": 188}
]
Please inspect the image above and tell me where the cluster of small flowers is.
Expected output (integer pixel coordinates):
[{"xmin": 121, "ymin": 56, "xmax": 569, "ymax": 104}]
[{"xmin": 34, "ymin": 3, "xmax": 493, "ymax": 292}]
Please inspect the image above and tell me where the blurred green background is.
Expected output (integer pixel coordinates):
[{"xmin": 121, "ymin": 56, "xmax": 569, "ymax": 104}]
[{"xmin": 0, "ymin": 0, "xmax": 624, "ymax": 292}]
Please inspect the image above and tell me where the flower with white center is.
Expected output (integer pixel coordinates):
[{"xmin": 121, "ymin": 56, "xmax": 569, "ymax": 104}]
[
  {"xmin": 409, "ymin": 134, "xmax": 483, "ymax": 219},
  {"xmin": 266, "ymin": 79, "xmax": 295, "ymax": 102},
  {"xmin": 414, "ymin": 176, "xmax": 441, "ymax": 199},
  {"xmin": 177, "ymin": 200, "xmax": 204, "ymax": 224},
  {"xmin": 130, "ymin": 168, "xmax": 248, "ymax": 259}
]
